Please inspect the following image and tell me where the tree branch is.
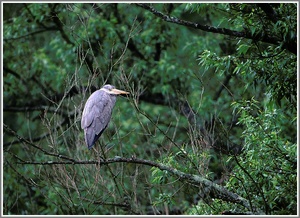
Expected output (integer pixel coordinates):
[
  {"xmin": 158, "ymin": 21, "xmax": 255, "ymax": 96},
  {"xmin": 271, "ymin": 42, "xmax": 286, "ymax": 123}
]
[
  {"xmin": 16, "ymin": 155, "xmax": 263, "ymax": 214},
  {"xmin": 135, "ymin": 3, "xmax": 296, "ymax": 55},
  {"xmin": 257, "ymin": 3, "xmax": 278, "ymax": 23},
  {"xmin": 3, "ymin": 131, "xmax": 51, "ymax": 147},
  {"xmin": 234, "ymin": 155, "xmax": 269, "ymax": 214},
  {"xmin": 80, "ymin": 196, "xmax": 133, "ymax": 211},
  {"xmin": 3, "ymin": 105, "xmax": 57, "ymax": 113},
  {"xmin": 49, "ymin": 4, "xmax": 74, "ymax": 46},
  {"xmin": 135, "ymin": 4, "xmax": 240, "ymax": 36},
  {"xmin": 3, "ymin": 27, "xmax": 58, "ymax": 41},
  {"xmin": 111, "ymin": 4, "xmax": 146, "ymax": 61},
  {"xmin": 213, "ymin": 74, "xmax": 233, "ymax": 101},
  {"xmin": 3, "ymin": 123, "xmax": 75, "ymax": 162},
  {"xmin": 5, "ymin": 122, "xmax": 261, "ymax": 214}
]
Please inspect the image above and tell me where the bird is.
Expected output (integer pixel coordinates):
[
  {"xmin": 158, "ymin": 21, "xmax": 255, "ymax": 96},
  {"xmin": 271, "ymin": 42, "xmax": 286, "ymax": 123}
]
[{"xmin": 81, "ymin": 84, "xmax": 129, "ymax": 149}]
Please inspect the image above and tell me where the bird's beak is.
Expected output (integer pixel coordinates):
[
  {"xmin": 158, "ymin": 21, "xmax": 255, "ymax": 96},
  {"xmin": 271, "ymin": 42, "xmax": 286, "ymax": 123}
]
[{"xmin": 110, "ymin": 88, "xmax": 129, "ymax": 95}]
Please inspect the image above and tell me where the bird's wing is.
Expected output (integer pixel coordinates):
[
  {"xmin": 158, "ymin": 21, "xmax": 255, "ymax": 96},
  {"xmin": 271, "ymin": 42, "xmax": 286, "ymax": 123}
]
[{"xmin": 81, "ymin": 90, "xmax": 114, "ymax": 134}]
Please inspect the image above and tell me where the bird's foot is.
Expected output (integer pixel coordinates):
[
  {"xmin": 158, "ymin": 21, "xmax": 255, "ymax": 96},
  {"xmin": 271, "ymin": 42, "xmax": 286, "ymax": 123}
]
[{"xmin": 98, "ymin": 155, "xmax": 105, "ymax": 162}]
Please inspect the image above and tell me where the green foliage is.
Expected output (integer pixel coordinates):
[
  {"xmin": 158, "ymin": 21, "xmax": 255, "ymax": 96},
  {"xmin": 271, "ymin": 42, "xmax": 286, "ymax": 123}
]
[
  {"xmin": 186, "ymin": 198, "xmax": 245, "ymax": 215},
  {"xmin": 229, "ymin": 98, "xmax": 297, "ymax": 214},
  {"xmin": 198, "ymin": 3, "xmax": 297, "ymax": 108},
  {"xmin": 3, "ymin": 3, "xmax": 296, "ymax": 215}
]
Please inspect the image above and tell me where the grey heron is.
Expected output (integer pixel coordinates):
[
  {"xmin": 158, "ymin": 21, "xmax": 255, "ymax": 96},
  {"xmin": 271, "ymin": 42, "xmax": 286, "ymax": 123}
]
[{"xmin": 81, "ymin": 84, "xmax": 129, "ymax": 149}]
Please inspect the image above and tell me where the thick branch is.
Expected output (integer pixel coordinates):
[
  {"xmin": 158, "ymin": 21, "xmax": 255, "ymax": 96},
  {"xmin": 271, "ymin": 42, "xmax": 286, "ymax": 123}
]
[
  {"xmin": 112, "ymin": 5, "xmax": 146, "ymax": 61},
  {"xmin": 136, "ymin": 4, "xmax": 241, "ymax": 36},
  {"xmin": 49, "ymin": 5, "xmax": 74, "ymax": 46},
  {"xmin": 257, "ymin": 3, "xmax": 278, "ymax": 23},
  {"xmin": 16, "ymin": 156, "xmax": 263, "ymax": 214},
  {"xmin": 135, "ymin": 3, "xmax": 296, "ymax": 55},
  {"xmin": 5, "ymin": 123, "xmax": 260, "ymax": 213}
]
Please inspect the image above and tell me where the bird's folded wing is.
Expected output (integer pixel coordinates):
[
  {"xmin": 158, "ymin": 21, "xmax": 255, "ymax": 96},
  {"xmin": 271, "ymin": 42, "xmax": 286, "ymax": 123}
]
[{"xmin": 81, "ymin": 91, "xmax": 113, "ymax": 136}]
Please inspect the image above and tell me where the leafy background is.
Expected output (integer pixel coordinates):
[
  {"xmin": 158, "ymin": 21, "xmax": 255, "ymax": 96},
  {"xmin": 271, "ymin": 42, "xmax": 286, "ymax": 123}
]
[{"xmin": 3, "ymin": 3, "xmax": 297, "ymax": 215}]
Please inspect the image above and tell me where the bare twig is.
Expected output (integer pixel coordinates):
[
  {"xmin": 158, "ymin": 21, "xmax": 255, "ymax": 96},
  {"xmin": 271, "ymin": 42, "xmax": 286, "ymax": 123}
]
[
  {"xmin": 16, "ymin": 155, "xmax": 263, "ymax": 214},
  {"xmin": 3, "ymin": 123, "xmax": 75, "ymax": 162},
  {"xmin": 3, "ymin": 105, "xmax": 57, "ymax": 113},
  {"xmin": 5, "ymin": 119, "xmax": 262, "ymax": 214}
]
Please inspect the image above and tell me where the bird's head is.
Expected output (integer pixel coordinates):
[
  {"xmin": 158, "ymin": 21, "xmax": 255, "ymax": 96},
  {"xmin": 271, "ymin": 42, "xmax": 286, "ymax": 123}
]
[{"xmin": 100, "ymin": 84, "xmax": 129, "ymax": 95}]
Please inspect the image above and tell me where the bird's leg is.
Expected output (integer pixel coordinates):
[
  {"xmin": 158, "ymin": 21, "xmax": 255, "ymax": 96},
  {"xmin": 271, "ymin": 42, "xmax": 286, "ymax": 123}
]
[
  {"xmin": 93, "ymin": 145, "xmax": 105, "ymax": 162},
  {"xmin": 99, "ymin": 141, "xmax": 109, "ymax": 161}
]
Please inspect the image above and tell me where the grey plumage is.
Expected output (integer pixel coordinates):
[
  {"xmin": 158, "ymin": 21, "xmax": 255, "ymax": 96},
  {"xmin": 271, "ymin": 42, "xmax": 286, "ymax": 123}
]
[{"xmin": 81, "ymin": 84, "xmax": 129, "ymax": 149}]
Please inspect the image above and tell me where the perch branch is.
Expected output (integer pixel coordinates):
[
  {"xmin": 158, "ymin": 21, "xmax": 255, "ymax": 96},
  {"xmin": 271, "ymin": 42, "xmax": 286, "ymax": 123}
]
[{"xmin": 16, "ymin": 155, "xmax": 263, "ymax": 214}]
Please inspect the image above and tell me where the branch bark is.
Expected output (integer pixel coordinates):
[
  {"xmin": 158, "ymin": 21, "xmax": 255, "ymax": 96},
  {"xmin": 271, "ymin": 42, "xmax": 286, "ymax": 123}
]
[
  {"xmin": 4, "ymin": 122, "xmax": 263, "ymax": 214},
  {"xmin": 135, "ymin": 3, "xmax": 296, "ymax": 55},
  {"xmin": 16, "ymin": 155, "xmax": 264, "ymax": 214}
]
